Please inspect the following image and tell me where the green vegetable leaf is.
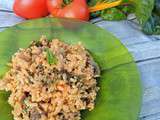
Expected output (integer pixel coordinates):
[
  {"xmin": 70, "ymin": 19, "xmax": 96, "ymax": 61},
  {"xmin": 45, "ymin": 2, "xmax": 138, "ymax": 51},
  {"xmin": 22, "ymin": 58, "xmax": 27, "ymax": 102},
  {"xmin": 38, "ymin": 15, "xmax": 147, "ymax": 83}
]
[
  {"xmin": 142, "ymin": 14, "xmax": 160, "ymax": 35},
  {"xmin": 120, "ymin": 5, "xmax": 135, "ymax": 14},
  {"xmin": 87, "ymin": 0, "xmax": 132, "ymax": 6},
  {"xmin": 46, "ymin": 48, "xmax": 57, "ymax": 65},
  {"xmin": 135, "ymin": 0, "xmax": 160, "ymax": 34},
  {"xmin": 134, "ymin": 0, "xmax": 155, "ymax": 25},
  {"xmin": 101, "ymin": 8, "xmax": 127, "ymax": 21},
  {"xmin": 154, "ymin": 0, "xmax": 160, "ymax": 16},
  {"xmin": 87, "ymin": 0, "xmax": 99, "ymax": 6},
  {"xmin": 88, "ymin": 0, "xmax": 134, "ymax": 20},
  {"xmin": 90, "ymin": 11, "xmax": 101, "ymax": 18},
  {"xmin": 87, "ymin": 0, "xmax": 118, "ymax": 6}
]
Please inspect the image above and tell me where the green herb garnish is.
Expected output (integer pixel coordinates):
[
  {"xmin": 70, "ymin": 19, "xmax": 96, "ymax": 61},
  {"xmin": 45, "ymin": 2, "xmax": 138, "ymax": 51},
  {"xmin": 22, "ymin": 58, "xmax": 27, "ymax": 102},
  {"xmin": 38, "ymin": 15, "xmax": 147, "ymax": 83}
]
[{"xmin": 46, "ymin": 48, "xmax": 57, "ymax": 65}]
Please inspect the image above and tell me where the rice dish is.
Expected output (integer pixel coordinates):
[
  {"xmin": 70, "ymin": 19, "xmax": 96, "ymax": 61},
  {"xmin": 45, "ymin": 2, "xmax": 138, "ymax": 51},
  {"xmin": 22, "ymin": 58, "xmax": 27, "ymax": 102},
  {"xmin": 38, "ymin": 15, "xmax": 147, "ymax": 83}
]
[{"xmin": 0, "ymin": 36, "xmax": 100, "ymax": 120}]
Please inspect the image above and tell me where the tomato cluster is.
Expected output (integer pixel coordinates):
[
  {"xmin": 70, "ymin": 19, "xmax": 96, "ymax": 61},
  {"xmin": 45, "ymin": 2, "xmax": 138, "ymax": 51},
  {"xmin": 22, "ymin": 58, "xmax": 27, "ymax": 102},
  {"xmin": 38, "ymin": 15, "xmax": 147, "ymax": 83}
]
[{"xmin": 13, "ymin": 0, "xmax": 89, "ymax": 21}]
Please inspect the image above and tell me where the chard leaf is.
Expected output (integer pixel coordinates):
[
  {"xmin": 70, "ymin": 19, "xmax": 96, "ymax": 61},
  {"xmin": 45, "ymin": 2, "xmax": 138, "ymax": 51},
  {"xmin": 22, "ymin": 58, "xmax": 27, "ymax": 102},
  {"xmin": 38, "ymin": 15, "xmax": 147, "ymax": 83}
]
[
  {"xmin": 135, "ymin": 0, "xmax": 160, "ymax": 34},
  {"xmin": 142, "ymin": 14, "xmax": 160, "ymax": 35},
  {"xmin": 154, "ymin": 0, "xmax": 160, "ymax": 16},
  {"xmin": 101, "ymin": 8, "xmax": 127, "ymax": 21},
  {"xmin": 134, "ymin": 0, "xmax": 155, "ymax": 25}
]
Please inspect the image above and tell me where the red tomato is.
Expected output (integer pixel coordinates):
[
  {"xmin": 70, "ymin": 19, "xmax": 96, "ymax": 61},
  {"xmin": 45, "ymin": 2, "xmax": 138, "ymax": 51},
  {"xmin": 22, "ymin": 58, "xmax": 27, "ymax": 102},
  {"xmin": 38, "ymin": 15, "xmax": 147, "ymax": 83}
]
[
  {"xmin": 47, "ymin": 0, "xmax": 89, "ymax": 21},
  {"xmin": 13, "ymin": 0, "xmax": 49, "ymax": 19}
]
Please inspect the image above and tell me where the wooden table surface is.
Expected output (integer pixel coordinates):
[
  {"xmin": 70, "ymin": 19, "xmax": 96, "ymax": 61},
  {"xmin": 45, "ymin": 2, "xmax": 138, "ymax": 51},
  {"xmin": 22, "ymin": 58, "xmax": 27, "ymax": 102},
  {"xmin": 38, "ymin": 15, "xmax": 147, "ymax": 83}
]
[{"xmin": 0, "ymin": 1, "xmax": 160, "ymax": 120}]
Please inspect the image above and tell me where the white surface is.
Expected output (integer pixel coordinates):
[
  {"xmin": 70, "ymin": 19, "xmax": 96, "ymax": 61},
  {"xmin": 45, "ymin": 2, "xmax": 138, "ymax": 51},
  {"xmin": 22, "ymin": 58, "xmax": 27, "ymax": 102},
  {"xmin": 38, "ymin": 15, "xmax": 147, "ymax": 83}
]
[
  {"xmin": 0, "ymin": 12, "xmax": 24, "ymax": 27},
  {"xmin": 0, "ymin": 0, "xmax": 14, "ymax": 11}
]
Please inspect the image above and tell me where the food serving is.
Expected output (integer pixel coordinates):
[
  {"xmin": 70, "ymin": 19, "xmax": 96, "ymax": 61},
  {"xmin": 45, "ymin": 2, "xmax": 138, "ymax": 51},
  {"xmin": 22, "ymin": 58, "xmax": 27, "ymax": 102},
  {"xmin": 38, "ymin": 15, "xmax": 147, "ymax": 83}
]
[{"xmin": 0, "ymin": 36, "xmax": 100, "ymax": 120}]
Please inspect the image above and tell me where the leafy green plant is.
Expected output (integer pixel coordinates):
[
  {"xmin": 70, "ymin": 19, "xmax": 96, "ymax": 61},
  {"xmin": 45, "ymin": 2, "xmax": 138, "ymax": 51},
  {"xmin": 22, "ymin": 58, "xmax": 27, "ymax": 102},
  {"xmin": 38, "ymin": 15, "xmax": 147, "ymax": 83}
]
[
  {"xmin": 101, "ymin": 5, "xmax": 134, "ymax": 21},
  {"xmin": 88, "ymin": 0, "xmax": 134, "ymax": 21},
  {"xmin": 142, "ymin": 14, "xmax": 160, "ymax": 34},
  {"xmin": 101, "ymin": 7, "xmax": 127, "ymax": 20},
  {"xmin": 135, "ymin": 0, "xmax": 160, "ymax": 34}
]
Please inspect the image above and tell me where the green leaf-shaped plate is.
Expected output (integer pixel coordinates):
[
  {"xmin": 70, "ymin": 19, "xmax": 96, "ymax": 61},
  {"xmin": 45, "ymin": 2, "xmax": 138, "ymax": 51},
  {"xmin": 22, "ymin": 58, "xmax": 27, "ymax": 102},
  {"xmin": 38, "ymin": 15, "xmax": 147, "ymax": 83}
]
[{"xmin": 0, "ymin": 18, "xmax": 142, "ymax": 120}]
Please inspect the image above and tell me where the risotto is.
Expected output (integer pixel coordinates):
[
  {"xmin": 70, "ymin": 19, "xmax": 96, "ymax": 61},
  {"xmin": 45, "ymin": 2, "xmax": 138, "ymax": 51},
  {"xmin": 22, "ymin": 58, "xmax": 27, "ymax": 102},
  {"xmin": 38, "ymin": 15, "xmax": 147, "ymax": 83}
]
[{"xmin": 0, "ymin": 36, "xmax": 100, "ymax": 120}]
